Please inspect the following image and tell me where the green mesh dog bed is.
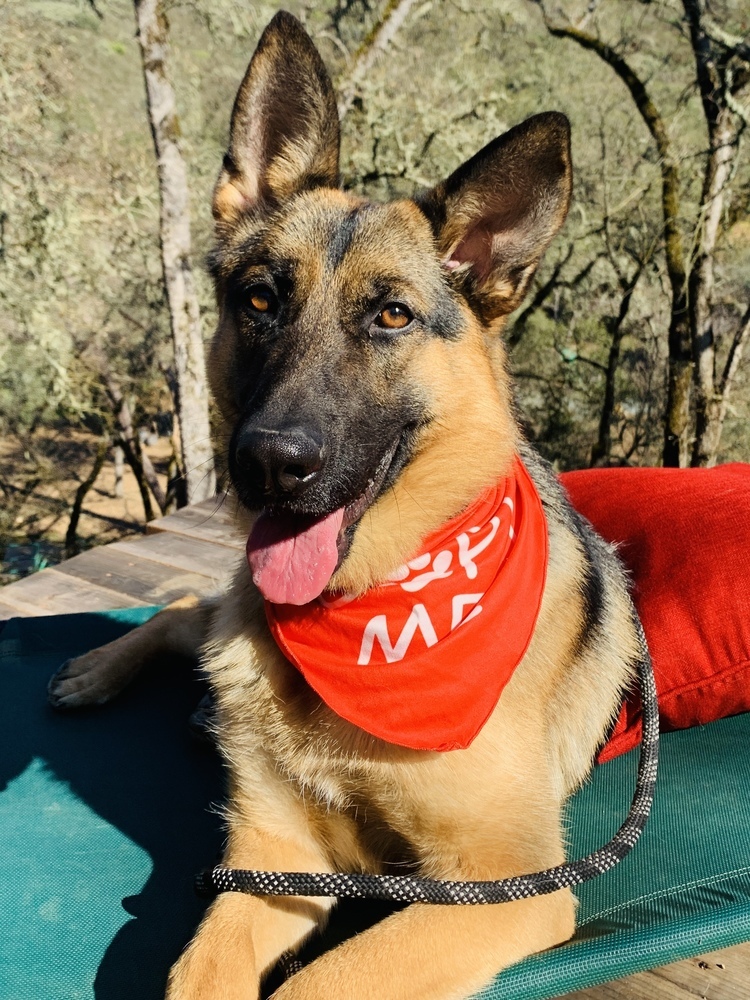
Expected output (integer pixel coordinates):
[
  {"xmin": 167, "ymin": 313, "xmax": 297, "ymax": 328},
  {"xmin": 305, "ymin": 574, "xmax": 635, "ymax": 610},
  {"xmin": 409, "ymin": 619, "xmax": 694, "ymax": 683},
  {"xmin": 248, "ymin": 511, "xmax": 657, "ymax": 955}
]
[{"xmin": 2, "ymin": 608, "xmax": 750, "ymax": 1000}]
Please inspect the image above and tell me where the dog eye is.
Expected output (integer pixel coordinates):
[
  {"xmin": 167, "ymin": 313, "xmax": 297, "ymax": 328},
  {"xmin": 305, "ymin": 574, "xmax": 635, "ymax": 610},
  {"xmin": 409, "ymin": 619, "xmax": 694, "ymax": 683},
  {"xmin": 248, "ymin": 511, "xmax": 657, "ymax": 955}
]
[
  {"xmin": 247, "ymin": 285, "xmax": 277, "ymax": 314},
  {"xmin": 374, "ymin": 304, "xmax": 413, "ymax": 331}
]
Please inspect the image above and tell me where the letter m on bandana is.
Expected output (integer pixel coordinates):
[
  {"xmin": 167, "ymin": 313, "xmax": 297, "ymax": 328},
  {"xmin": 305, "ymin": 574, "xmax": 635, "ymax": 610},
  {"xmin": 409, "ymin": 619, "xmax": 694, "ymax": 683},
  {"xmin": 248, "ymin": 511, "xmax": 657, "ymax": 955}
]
[{"xmin": 358, "ymin": 605, "xmax": 438, "ymax": 665}]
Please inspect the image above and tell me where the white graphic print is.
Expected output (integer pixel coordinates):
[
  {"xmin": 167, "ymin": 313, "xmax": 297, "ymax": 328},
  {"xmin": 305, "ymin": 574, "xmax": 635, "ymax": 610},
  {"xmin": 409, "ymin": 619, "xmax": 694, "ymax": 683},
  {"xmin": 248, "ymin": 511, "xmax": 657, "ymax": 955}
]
[
  {"xmin": 359, "ymin": 498, "xmax": 512, "ymax": 665},
  {"xmin": 358, "ymin": 604, "xmax": 439, "ymax": 665},
  {"xmin": 456, "ymin": 516, "xmax": 502, "ymax": 580},
  {"xmin": 503, "ymin": 497, "xmax": 515, "ymax": 540},
  {"xmin": 387, "ymin": 564, "xmax": 411, "ymax": 582},
  {"xmin": 400, "ymin": 549, "xmax": 453, "ymax": 592},
  {"xmin": 391, "ymin": 507, "xmax": 511, "ymax": 592},
  {"xmin": 451, "ymin": 594, "xmax": 484, "ymax": 630}
]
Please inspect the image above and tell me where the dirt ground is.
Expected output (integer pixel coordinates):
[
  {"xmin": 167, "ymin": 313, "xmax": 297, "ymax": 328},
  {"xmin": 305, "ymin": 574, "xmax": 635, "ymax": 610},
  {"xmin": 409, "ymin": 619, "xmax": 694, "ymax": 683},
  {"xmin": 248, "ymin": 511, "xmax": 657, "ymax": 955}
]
[{"xmin": 0, "ymin": 428, "xmax": 174, "ymax": 583}]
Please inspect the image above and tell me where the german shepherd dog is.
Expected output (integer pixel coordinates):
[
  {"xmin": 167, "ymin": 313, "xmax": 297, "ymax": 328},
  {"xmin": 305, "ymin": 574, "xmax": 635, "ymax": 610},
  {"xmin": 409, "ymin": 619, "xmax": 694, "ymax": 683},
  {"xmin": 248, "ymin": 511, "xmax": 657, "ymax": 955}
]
[{"xmin": 48, "ymin": 12, "xmax": 644, "ymax": 999}]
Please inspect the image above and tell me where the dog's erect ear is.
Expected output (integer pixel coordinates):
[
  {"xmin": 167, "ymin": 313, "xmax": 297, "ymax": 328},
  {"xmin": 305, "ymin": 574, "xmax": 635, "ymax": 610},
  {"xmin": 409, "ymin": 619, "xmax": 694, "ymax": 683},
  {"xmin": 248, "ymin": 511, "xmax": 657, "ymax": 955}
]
[
  {"xmin": 213, "ymin": 11, "xmax": 340, "ymax": 223},
  {"xmin": 418, "ymin": 112, "xmax": 572, "ymax": 321}
]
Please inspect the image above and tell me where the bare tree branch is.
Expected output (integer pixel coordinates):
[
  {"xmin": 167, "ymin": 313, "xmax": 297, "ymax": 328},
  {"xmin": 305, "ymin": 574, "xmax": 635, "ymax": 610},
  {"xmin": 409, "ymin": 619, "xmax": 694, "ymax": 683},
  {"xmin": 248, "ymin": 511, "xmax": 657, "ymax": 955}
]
[
  {"xmin": 100, "ymin": 369, "xmax": 167, "ymax": 519},
  {"xmin": 559, "ymin": 351, "xmax": 607, "ymax": 373},
  {"xmin": 532, "ymin": 0, "xmax": 692, "ymax": 466},
  {"xmin": 726, "ymin": 65, "xmax": 750, "ymax": 128},
  {"xmin": 507, "ymin": 244, "xmax": 574, "ymax": 348},
  {"xmin": 337, "ymin": 0, "xmax": 420, "ymax": 119},
  {"xmin": 682, "ymin": 0, "xmax": 746, "ymax": 465},
  {"xmin": 65, "ymin": 438, "xmax": 109, "ymax": 558},
  {"xmin": 507, "ymin": 247, "xmax": 605, "ymax": 348},
  {"xmin": 591, "ymin": 259, "xmax": 647, "ymax": 465},
  {"xmin": 701, "ymin": 15, "xmax": 750, "ymax": 64},
  {"xmin": 85, "ymin": 0, "xmax": 104, "ymax": 19},
  {"xmin": 720, "ymin": 301, "xmax": 750, "ymax": 400},
  {"xmin": 575, "ymin": 0, "xmax": 602, "ymax": 31},
  {"xmin": 692, "ymin": 299, "xmax": 750, "ymax": 464}
]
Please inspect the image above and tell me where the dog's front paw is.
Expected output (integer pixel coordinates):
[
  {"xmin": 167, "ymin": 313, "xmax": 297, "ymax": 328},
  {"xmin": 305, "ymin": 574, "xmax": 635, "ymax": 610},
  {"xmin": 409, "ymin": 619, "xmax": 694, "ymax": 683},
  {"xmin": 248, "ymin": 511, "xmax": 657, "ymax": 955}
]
[
  {"xmin": 47, "ymin": 649, "xmax": 133, "ymax": 710},
  {"xmin": 165, "ymin": 941, "xmax": 260, "ymax": 1000}
]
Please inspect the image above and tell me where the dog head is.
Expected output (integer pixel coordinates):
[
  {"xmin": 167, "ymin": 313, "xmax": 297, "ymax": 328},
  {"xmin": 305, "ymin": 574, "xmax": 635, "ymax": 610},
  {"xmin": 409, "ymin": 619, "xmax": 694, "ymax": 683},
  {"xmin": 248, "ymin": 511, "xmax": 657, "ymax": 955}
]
[{"xmin": 207, "ymin": 11, "xmax": 571, "ymax": 603}]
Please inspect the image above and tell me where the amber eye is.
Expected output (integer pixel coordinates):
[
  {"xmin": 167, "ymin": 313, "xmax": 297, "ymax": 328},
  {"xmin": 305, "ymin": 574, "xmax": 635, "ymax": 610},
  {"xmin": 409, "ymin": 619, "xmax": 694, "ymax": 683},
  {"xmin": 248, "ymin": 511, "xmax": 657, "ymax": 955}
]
[
  {"xmin": 248, "ymin": 285, "xmax": 277, "ymax": 314},
  {"xmin": 375, "ymin": 304, "xmax": 413, "ymax": 331}
]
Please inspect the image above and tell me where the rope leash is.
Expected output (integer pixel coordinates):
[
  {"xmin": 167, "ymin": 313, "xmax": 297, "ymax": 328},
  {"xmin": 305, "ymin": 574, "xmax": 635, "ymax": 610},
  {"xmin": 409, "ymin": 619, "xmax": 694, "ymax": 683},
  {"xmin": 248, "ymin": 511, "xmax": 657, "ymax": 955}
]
[{"xmin": 197, "ymin": 621, "xmax": 658, "ymax": 905}]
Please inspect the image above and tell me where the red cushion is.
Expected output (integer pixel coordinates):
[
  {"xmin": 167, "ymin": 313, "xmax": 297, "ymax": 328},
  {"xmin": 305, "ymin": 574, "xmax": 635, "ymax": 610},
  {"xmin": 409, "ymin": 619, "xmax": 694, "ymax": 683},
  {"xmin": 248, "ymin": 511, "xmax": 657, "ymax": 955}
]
[{"xmin": 559, "ymin": 464, "xmax": 750, "ymax": 763}]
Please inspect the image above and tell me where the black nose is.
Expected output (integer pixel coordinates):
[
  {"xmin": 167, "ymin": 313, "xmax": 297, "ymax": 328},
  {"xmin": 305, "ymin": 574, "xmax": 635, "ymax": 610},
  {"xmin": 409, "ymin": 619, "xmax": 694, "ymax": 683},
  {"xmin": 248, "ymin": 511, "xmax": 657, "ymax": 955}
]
[{"xmin": 234, "ymin": 424, "xmax": 325, "ymax": 499}]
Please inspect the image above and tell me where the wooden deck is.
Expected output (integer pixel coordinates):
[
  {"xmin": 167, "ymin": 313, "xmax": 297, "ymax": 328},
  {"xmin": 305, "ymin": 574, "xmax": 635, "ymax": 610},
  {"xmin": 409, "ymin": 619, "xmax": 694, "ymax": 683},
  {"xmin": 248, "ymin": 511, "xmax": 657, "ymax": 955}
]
[
  {"xmin": 1, "ymin": 500, "xmax": 748, "ymax": 1000},
  {"xmin": 0, "ymin": 497, "xmax": 242, "ymax": 619}
]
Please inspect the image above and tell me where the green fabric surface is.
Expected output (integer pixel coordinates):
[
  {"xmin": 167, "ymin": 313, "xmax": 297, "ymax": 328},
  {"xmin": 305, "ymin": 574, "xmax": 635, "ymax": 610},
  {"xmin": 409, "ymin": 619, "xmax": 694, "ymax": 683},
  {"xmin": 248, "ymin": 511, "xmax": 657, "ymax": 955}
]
[
  {"xmin": 480, "ymin": 706, "xmax": 750, "ymax": 999},
  {"xmin": 0, "ymin": 608, "xmax": 222, "ymax": 1000},
  {"xmin": 1, "ymin": 610, "xmax": 749, "ymax": 1000}
]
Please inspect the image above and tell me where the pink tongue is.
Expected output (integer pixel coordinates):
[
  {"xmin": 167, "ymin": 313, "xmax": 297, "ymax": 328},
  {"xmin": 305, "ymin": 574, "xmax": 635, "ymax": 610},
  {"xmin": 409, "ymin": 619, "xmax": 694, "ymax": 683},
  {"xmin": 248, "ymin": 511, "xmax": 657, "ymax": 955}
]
[{"xmin": 247, "ymin": 508, "xmax": 345, "ymax": 605}]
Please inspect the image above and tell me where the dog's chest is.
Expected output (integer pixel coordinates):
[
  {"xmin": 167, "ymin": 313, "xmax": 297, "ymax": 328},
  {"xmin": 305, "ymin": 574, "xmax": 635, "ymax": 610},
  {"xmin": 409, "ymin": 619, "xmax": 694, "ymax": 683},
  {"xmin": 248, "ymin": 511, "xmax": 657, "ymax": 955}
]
[
  {"xmin": 212, "ymin": 655, "xmax": 369, "ymax": 806},
  {"xmin": 258, "ymin": 692, "xmax": 385, "ymax": 811},
  {"xmin": 208, "ymin": 606, "xmax": 495, "ymax": 865}
]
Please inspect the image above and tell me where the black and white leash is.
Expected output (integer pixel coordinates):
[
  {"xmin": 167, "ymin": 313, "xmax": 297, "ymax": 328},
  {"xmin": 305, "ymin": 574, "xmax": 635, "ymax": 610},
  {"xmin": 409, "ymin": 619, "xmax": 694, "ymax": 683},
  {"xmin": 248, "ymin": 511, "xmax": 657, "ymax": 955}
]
[{"xmin": 196, "ymin": 620, "xmax": 658, "ymax": 905}]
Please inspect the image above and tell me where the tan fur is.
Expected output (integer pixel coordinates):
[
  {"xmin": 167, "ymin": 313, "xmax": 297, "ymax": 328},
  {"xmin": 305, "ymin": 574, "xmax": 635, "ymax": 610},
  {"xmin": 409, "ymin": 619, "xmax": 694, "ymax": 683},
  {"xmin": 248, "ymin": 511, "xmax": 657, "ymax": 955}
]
[
  {"xmin": 332, "ymin": 260, "xmax": 517, "ymax": 594},
  {"xmin": 47, "ymin": 14, "xmax": 643, "ymax": 999}
]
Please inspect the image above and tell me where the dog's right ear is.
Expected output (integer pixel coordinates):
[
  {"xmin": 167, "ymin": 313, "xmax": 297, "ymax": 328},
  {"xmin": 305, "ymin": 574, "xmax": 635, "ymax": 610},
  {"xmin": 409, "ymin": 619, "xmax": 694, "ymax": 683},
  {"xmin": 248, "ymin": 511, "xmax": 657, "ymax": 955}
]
[{"xmin": 213, "ymin": 11, "xmax": 340, "ymax": 224}]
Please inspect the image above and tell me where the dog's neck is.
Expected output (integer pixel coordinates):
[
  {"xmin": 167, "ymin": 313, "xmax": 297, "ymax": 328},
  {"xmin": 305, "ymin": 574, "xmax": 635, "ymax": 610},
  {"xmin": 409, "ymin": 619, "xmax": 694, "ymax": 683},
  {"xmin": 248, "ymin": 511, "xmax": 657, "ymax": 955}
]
[{"xmin": 331, "ymin": 335, "xmax": 517, "ymax": 596}]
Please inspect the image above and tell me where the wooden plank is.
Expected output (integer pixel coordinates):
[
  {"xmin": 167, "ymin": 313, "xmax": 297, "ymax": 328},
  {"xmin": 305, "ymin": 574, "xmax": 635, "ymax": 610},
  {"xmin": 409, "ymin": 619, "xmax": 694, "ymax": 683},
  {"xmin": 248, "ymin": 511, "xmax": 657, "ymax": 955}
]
[
  {"xmin": 563, "ymin": 973, "xmax": 694, "ymax": 999},
  {"xmin": 147, "ymin": 500, "xmax": 243, "ymax": 549},
  {"xmin": 564, "ymin": 943, "xmax": 750, "ymax": 999},
  {"xmin": 0, "ymin": 596, "xmax": 36, "ymax": 620},
  {"xmin": 0, "ymin": 498, "xmax": 240, "ymax": 617},
  {"xmin": 651, "ymin": 944, "xmax": 750, "ymax": 1000},
  {"xmin": 185, "ymin": 496, "xmax": 236, "ymax": 521},
  {"xmin": 53, "ymin": 547, "xmax": 219, "ymax": 606},
  {"xmin": 153, "ymin": 496, "xmax": 237, "ymax": 526},
  {"xmin": 110, "ymin": 532, "xmax": 241, "ymax": 581},
  {"xmin": 0, "ymin": 567, "xmax": 147, "ymax": 616}
]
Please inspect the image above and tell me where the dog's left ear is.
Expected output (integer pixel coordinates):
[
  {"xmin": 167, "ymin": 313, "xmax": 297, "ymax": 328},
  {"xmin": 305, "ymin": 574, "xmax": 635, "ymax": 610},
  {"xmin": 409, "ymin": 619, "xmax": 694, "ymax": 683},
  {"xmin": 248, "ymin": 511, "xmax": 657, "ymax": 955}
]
[
  {"xmin": 418, "ymin": 112, "xmax": 572, "ymax": 321},
  {"xmin": 213, "ymin": 11, "xmax": 340, "ymax": 224}
]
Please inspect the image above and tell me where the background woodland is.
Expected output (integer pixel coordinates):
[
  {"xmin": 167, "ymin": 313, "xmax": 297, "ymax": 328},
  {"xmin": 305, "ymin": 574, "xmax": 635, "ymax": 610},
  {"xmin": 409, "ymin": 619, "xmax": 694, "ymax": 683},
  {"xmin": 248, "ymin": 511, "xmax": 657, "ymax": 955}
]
[{"xmin": 1, "ymin": 0, "xmax": 749, "ymax": 581}]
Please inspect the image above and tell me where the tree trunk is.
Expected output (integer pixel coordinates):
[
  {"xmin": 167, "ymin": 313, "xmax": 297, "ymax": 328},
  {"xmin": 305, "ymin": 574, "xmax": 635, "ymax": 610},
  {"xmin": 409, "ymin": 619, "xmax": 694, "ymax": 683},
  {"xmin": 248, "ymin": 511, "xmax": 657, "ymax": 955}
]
[
  {"xmin": 102, "ymin": 371, "xmax": 167, "ymax": 520},
  {"xmin": 113, "ymin": 444, "xmax": 125, "ymax": 498},
  {"xmin": 682, "ymin": 0, "xmax": 743, "ymax": 466},
  {"xmin": 590, "ymin": 320, "xmax": 624, "ymax": 466},
  {"xmin": 717, "ymin": 304, "xmax": 750, "ymax": 437},
  {"xmin": 591, "ymin": 264, "xmax": 644, "ymax": 466},
  {"xmin": 119, "ymin": 436, "xmax": 156, "ymax": 523},
  {"xmin": 688, "ymin": 107, "xmax": 737, "ymax": 466},
  {"xmin": 66, "ymin": 439, "xmax": 109, "ymax": 558},
  {"xmin": 661, "ymin": 157, "xmax": 692, "ymax": 469},
  {"xmin": 535, "ymin": 12, "xmax": 693, "ymax": 466},
  {"xmin": 134, "ymin": 0, "xmax": 216, "ymax": 504}
]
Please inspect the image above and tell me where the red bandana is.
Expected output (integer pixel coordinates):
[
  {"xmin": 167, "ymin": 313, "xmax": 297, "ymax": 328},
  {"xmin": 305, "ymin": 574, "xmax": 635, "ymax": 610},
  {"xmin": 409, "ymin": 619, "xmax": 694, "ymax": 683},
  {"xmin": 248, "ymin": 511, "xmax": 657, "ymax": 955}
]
[{"xmin": 265, "ymin": 457, "xmax": 548, "ymax": 751}]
